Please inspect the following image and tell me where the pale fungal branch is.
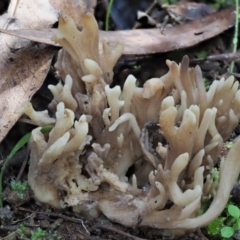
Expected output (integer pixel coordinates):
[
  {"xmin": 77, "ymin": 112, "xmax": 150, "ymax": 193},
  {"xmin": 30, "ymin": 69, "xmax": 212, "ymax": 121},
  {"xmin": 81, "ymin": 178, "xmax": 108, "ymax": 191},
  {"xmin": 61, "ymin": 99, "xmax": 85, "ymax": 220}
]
[{"xmin": 16, "ymin": 12, "xmax": 240, "ymax": 236}]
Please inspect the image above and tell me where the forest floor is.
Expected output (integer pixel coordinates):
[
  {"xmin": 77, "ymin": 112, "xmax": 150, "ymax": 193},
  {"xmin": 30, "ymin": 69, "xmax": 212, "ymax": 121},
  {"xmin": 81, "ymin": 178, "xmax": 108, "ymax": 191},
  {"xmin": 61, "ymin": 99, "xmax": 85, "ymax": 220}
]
[{"xmin": 0, "ymin": 0, "xmax": 240, "ymax": 239}]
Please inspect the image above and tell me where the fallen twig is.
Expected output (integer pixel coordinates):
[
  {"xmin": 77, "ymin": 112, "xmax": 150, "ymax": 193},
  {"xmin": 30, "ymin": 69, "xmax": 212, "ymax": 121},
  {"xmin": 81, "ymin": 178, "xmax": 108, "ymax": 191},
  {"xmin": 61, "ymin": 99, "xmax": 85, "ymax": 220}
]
[
  {"xmin": 229, "ymin": 0, "xmax": 239, "ymax": 73},
  {"xmin": 190, "ymin": 51, "xmax": 240, "ymax": 63},
  {"xmin": 18, "ymin": 207, "xmax": 90, "ymax": 235},
  {"xmin": 196, "ymin": 227, "xmax": 209, "ymax": 240},
  {"xmin": 92, "ymin": 224, "xmax": 149, "ymax": 240},
  {"xmin": 16, "ymin": 146, "xmax": 30, "ymax": 181}
]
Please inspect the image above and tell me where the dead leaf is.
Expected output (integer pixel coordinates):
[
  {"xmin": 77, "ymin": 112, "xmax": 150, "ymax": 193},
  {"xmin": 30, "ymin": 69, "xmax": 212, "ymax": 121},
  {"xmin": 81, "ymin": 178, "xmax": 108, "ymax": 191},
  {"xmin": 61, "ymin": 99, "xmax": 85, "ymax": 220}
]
[
  {"xmin": 0, "ymin": 7, "xmax": 235, "ymax": 55},
  {"xmin": 50, "ymin": 0, "xmax": 96, "ymax": 25},
  {"xmin": 137, "ymin": 11, "xmax": 157, "ymax": 26},
  {"xmin": 102, "ymin": 7, "xmax": 234, "ymax": 55},
  {"xmin": 0, "ymin": 0, "xmax": 58, "ymax": 143},
  {"xmin": 163, "ymin": 2, "xmax": 215, "ymax": 21},
  {"xmin": 0, "ymin": 0, "xmax": 98, "ymax": 143}
]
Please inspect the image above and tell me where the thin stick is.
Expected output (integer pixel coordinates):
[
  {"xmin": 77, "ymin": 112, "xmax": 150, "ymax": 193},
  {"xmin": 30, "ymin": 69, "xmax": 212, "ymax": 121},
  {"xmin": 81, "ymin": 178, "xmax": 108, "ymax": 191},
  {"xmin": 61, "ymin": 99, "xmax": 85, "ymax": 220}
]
[
  {"xmin": 93, "ymin": 224, "xmax": 149, "ymax": 240},
  {"xmin": 229, "ymin": 0, "xmax": 239, "ymax": 73},
  {"xmin": 133, "ymin": 0, "xmax": 158, "ymax": 29},
  {"xmin": 18, "ymin": 207, "xmax": 90, "ymax": 235},
  {"xmin": 16, "ymin": 146, "xmax": 29, "ymax": 181},
  {"xmin": 190, "ymin": 51, "xmax": 240, "ymax": 63}
]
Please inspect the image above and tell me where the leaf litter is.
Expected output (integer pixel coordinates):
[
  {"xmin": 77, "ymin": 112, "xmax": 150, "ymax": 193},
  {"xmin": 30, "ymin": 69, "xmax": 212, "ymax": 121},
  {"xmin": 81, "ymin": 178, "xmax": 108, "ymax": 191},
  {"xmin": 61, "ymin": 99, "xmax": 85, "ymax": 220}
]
[
  {"xmin": 0, "ymin": 0, "xmax": 58, "ymax": 142},
  {"xmin": 0, "ymin": 6, "xmax": 235, "ymax": 56}
]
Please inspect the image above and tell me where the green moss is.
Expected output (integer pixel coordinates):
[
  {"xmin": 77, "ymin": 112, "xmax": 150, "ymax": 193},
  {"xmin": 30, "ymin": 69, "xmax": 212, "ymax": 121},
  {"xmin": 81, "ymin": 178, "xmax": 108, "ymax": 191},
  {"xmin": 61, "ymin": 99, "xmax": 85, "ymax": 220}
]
[
  {"xmin": 196, "ymin": 51, "xmax": 208, "ymax": 59},
  {"xmin": 10, "ymin": 180, "xmax": 28, "ymax": 192},
  {"xmin": 31, "ymin": 228, "xmax": 46, "ymax": 240}
]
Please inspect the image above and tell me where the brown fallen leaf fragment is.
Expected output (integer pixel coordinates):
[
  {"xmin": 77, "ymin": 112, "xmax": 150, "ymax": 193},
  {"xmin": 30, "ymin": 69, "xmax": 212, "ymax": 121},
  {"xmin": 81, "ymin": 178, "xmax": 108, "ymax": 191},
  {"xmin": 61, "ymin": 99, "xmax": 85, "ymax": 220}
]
[
  {"xmin": 50, "ymin": 0, "xmax": 96, "ymax": 25},
  {"xmin": 0, "ymin": 44, "xmax": 57, "ymax": 140},
  {"xmin": 0, "ymin": 7, "xmax": 235, "ymax": 55},
  {"xmin": 0, "ymin": 0, "xmax": 100, "ymax": 143},
  {"xmin": 163, "ymin": 2, "xmax": 215, "ymax": 21},
  {"xmin": 102, "ymin": 7, "xmax": 235, "ymax": 55},
  {"xmin": 0, "ymin": 0, "xmax": 58, "ymax": 143}
]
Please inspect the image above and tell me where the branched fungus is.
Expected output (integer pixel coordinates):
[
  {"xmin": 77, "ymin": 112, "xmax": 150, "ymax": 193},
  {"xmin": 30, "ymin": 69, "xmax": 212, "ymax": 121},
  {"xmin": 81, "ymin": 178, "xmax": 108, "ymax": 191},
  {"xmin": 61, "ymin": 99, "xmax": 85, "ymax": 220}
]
[{"xmin": 17, "ymin": 12, "xmax": 240, "ymax": 234}]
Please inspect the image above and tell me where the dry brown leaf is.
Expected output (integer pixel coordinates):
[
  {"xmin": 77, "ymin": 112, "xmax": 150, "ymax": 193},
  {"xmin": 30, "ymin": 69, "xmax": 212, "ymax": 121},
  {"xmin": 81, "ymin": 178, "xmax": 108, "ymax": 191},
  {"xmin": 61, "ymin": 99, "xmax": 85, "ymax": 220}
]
[
  {"xmin": 0, "ymin": 7, "xmax": 235, "ymax": 55},
  {"xmin": 0, "ymin": 0, "xmax": 58, "ymax": 143},
  {"xmin": 163, "ymin": 2, "xmax": 215, "ymax": 21},
  {"xmin": 50, "ymin": 0, "xmax": 96, "ymax": 25},
  {"xmin": 0, "ymin": 0, "xmax": 98, "ymax": 143},
  {"xmin": 92, "ymin": 7, "xmax": 235, "ymax": 55}
]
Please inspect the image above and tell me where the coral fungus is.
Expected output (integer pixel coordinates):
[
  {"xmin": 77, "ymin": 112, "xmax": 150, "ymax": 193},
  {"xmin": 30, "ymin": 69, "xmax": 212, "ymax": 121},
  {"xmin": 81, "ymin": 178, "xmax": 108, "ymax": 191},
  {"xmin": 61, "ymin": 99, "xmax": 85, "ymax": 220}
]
[{"xmin": 19, "ymin": 12, "xmax": 240, "ymax": 233}]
